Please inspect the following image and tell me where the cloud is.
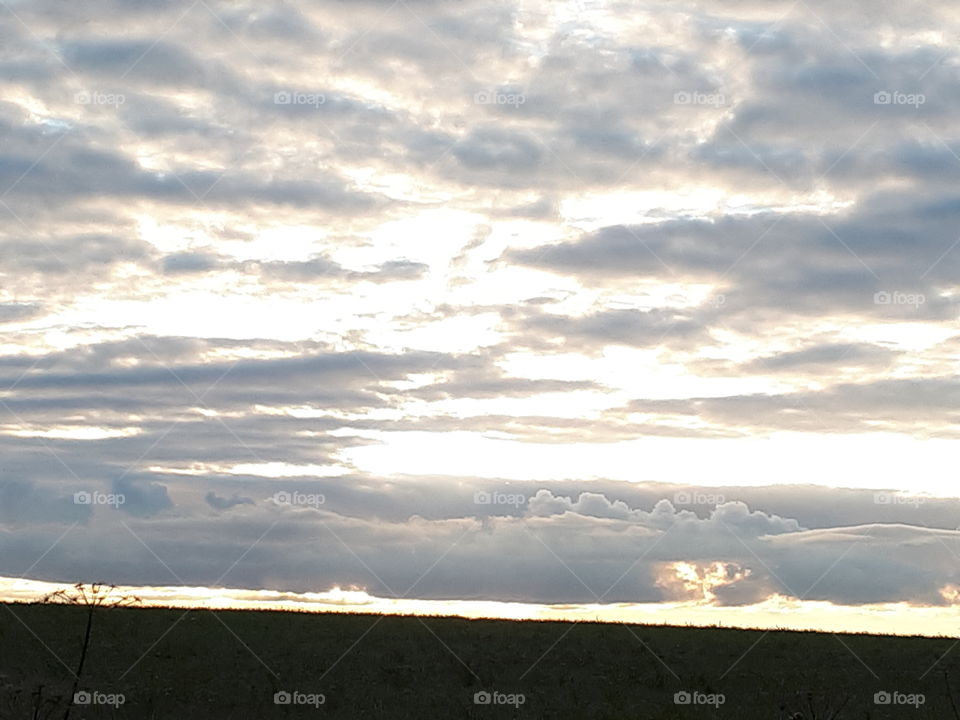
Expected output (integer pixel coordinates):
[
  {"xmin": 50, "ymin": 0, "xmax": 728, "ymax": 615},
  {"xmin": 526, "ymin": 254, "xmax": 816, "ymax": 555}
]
[
  {"xmin": 112, "ymin": 476, "xmax": 173, "ymax": 517},
  {"xmin": 158, "ymin": 252, "xmax": 429, "ymax": 282},
  {"xmin": 205, "ymin": 491, "xmax": 255, "ymax": 511},
  {"xmin": 741, "ymin": 342, "xmax": 900, "ymax": 372},
  {"xmin": 528, "ymin": 490, "xmax": 802, "ymax": 536},
  {"xmin": 0, "ymin": 303, "xmax": 42, "ymax": 323},
  {"xmin": 626, "ymin": 376, "xmax": 960, "ymax": 435},
  {"xmin": 502, "ymin": 304, "xmax": 711, "ymax": 352},
  {"xmin": 60, "ymin": 40, "xmax": 215, "ymax": 87}
]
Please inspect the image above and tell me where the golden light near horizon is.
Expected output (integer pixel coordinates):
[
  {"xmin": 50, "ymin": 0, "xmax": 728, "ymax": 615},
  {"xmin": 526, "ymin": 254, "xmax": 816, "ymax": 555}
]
[{"xmin": 5, "ymin": 575, "xmax": 959, "ymax": 639}]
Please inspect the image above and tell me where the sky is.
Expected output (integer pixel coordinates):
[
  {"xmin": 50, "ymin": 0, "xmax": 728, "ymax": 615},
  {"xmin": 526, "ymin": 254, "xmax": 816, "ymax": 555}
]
[{"xmin": 1, "ymin": 0, "xmax": 960, "ymax": 642}]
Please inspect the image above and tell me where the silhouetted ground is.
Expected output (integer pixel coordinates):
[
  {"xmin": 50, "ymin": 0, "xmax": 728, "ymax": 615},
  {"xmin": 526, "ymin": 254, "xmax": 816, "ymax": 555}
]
[{"xmin": 1, "ymin": 602, "xmax": 958, "ymax": 718}]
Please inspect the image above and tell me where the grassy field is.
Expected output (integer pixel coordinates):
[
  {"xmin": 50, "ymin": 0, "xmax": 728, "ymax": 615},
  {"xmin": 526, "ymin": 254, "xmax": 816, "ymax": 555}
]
[{"xmin": 1, "ymin": 601, "xmax": 957, "ymax": 718}]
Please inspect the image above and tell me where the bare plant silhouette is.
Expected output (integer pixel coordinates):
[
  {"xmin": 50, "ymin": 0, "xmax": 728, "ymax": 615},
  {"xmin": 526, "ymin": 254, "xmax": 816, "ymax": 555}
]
[{"xmin": 41, "ymin": 583, "xmax": 141, "ymax": 720}]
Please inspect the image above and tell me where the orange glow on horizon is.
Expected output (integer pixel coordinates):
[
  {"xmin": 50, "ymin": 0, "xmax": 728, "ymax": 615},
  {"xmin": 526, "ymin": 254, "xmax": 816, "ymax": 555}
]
[{"xmin": 3, "ymin": 576, "xmax": 957, "ymax": 639}]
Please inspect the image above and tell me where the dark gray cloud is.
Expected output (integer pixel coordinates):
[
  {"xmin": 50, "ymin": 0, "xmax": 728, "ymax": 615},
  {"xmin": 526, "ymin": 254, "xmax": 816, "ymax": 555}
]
[
  {"xmin": 501, "ymin": 304, "xmax": 711, "ymax": 353},
  {"xmin": 205, "ymin": 491, "xmax": 255, "ymax": 511},
  {"xmin": 505, "ymin": 199, "xmax": 960, "ymax": 330},
  {"xmin": 60, "ymin": 40, "xmax": 215, "ymax": 87},
  {"xmin": 0, "ymin": 103, "xmax": 383, "ymax": 214},
  {"xmin": 0, "ymin": 303, "xmax": 42, "ymax": 323},
  {"xmin": 112, "ymin": 475, "xmax": 174, "ymax": 517},
  {"xmin": 159, "ymin": 251, "xmax": 429, "ymax": 282},
  {"xmin": 741, "ymin": 342, "xmax": 901, "ymax": 373},
  {"xmin": 622, "ymin": 375, "xmax": 960, "ymax": 435}
]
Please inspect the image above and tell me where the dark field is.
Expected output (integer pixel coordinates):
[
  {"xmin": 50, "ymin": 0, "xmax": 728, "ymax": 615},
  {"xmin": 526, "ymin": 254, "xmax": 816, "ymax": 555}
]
[{"xmin": 1, "ymin": 602, "xmax": 957, "ymax": 718}]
